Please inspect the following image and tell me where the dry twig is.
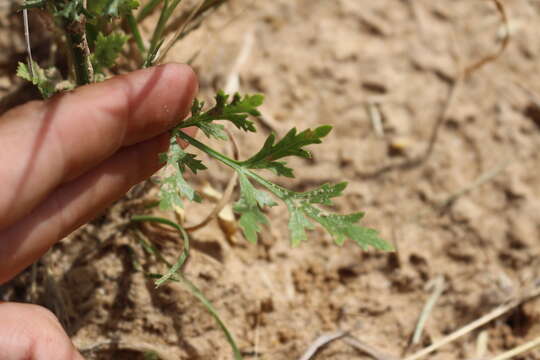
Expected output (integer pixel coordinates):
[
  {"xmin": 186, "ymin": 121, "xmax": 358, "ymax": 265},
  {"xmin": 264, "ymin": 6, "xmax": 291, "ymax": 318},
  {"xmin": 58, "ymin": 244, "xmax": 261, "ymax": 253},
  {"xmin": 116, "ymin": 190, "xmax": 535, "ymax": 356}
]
[
  {"xmin": 297, "ymin": 330, "xmax": 348, "ymax": 360},
  {"xmin": 297, "ymin": 329, "xmax": 397, "ymax": 360},
  {"xmin": 224, "ymin": 30, "xmax": 255, "ymax": 94},
  {"xmin": 343, "ymin": 335, "xmax": 399, "ymax": 360},
  {"xmin": 475, "ymin": 330, "xmax": 489, "ymax": 359},
  {"xmin": 464, "ymin": 0, "xmax": 510, "ymax": 77},
  {"xmin": 156, "ymin": 0, "xmax": 206, "ymax": 63},
  {"xmin": 404, "ymin": 286, "xmax": 540, "ymax": 360},
  {"xmin": 410, "ymin": 276, "xmax": 446, "ymax": 346},
  {"xmin": 366, "ymin": 102, "xmax": 384, "ymax": 138},
  {"xmin": 491, "ymin": 335, "xmax": 540, "ymax": 360}
]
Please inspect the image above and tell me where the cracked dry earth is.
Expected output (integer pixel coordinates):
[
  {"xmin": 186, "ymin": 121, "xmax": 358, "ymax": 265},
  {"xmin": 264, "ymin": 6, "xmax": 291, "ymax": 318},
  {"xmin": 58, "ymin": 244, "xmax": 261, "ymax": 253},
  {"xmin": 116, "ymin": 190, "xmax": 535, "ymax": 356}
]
[{"xmin": 2, "ymin": 0, "xmax": 540, "ymax": 359}]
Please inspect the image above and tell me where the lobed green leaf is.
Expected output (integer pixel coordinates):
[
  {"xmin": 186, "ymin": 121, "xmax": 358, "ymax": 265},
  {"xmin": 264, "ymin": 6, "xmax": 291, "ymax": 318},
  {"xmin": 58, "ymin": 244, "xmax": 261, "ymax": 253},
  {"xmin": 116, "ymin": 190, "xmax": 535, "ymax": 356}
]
[
  {"xmin": 286, "ymin": 202, "xmax": 315, "ymax": 246},
  {"xmin": 301, "ymin": 204, "xmax": 392, "ymax": 250},
  {"xmin": 16, "ymin": 62, "xmax": 56, "ymax": 98},
  {"xmin": 91, "ymin": 32, "xmax": 129, "ymax": 73},
  {"xmin": 240, "ymin": 126, "xmax": 332, "ymax": 177},
  {"xmin": 158, "ymin": 142, "xmax": 205, "ymax": 209},
  {"xmin": 233, "ymin": 173, "xmax": 276, "ymax": 243},
  {"xmin": 179, "ymin": 91, "xmax": 263, "ymax": 140}
]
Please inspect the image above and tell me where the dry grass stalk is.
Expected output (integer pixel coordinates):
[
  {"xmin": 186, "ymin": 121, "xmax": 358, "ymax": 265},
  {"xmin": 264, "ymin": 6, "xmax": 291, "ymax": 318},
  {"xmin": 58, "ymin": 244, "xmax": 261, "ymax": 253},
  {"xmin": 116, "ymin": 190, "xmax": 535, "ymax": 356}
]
[
  {"xmin": 410, "ymin": 276, "xmax": 446, "ymax": 346},
  {"xmin": 404, "ymin": 286, "xmax": 540, "ymax": 360}
]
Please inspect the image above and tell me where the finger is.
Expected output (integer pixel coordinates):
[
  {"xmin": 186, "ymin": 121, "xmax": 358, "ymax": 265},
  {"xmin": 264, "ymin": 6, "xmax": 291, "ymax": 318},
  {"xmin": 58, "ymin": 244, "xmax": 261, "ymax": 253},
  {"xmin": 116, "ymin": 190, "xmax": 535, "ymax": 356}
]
[
  {"xmin": 0, "ymin": 63, "xmax": 197, "ymax": 229},
  {"xmin": 0, "ymin": 302, "xmax": 84, "ymax": 360},
  {"xmin": 0, "ymin": 133, "xmax": 169, "ymax": 284}
]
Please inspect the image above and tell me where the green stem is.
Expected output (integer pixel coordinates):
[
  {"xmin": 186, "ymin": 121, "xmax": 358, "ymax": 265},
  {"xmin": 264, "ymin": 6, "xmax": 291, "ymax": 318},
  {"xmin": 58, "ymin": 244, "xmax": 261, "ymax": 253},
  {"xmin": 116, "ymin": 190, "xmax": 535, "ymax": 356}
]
[
  {"xmin": 176, "ymin": 131, "xmax": 290, "ymax": 199},
  {"xmin": 133, "ymin": 230, "xmax": 171, "ymax": 266},
  {"xmin": 137, "ymin": 0, "xmax": 161, "ymax": 22},
  {"xmin": 145, "ymin": 0, "xmax": 183, "ymax": 67},
  {"xmin": 180, "ymin": 275, "xmax": 243, "ymax": 360},
  {"xmin": 131, "ymin": 214, "xmax": 243, "ymax": 360},
  {"xmin": 64, "ymin": 15, "xmax": 93, "ymax": 85},
  {"xmin": 131, "ymin": 216, "xmax": 190, "ymax": 287},
  {"xmin": 164, "ymin": 0, "xmax": 226, "ymax": 45},
  {"xmin": 127, "ymin": 11, "xmax": 145, "ymax": 54},
  {"xmin": 176, "ymin": 130, "xmax": 240, "ymax": 168}
]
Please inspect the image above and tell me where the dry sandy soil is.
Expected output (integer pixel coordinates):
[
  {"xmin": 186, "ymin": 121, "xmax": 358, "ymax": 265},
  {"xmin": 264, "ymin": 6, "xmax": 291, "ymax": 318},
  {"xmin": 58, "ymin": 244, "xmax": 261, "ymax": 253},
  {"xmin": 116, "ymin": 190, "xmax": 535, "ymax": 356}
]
[{"xmin": 2, "ymin": 0, "xmax": 540, "ymax": 359}]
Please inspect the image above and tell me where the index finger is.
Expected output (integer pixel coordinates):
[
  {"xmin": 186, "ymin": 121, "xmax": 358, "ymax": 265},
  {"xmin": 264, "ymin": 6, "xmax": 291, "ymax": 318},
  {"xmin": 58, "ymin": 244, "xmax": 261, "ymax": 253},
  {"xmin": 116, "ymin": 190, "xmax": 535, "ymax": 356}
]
[{"xmin": 0, "ymin": 63, "xmax": 197, "ymax": 229}]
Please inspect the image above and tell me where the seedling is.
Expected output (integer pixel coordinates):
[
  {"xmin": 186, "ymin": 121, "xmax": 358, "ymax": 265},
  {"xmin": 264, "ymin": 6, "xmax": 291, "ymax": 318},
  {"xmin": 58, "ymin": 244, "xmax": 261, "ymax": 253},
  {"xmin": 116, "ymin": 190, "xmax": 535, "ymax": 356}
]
[
  {"xmin": 166, "ymin": 92, "xmax": 390, "ymax": 249},
  {"xmin": 16, "ymin": 1, "xmax": 392, "ymax": 358}
]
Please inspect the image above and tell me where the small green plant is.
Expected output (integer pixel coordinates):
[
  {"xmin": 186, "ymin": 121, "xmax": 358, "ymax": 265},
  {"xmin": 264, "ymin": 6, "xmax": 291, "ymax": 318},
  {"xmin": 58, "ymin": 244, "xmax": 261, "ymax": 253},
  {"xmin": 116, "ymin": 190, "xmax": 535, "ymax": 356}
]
[
  {"xmin": 17, "ymin": 0, "xmax": 392, "ymax": 358},
  {"xmin": 166, "ymin": 91, "xmax": 390, "ymax": 249}
]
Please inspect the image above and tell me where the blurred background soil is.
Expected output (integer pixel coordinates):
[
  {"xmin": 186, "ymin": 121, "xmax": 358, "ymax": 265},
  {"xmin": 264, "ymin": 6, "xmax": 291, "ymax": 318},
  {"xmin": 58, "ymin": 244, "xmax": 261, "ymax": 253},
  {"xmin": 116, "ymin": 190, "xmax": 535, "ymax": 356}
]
[{"xmin": 2, "ymin": 0, "xmax": 540, "ymax": 359}]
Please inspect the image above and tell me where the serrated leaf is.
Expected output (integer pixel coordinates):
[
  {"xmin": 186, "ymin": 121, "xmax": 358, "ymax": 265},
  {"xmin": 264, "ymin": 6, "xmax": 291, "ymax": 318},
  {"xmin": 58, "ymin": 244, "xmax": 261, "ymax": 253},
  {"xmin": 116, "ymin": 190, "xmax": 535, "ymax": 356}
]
[
  {"xmin": 182, "ymin": 155, "xmax": 206, "ymax": 174},
  {"xmin": 17, "ymin": 62, "xmax": 32, "ymax": 82},
  {"xmin": 301, "ymin": 204, "xmax": 391, "ymax": 250},
  {"xmin": 233, "ymin": 173, "xmax": 275, "ymax": 242},
  {"xmin": 240, "ymin": 126, "xmax": 332, "ymax": 177},
  {"xmin": 91, "ymin": 32, "xmax": 129, "ymax": 73},
  {"xmin": 179, "ymin": 91, "xmax": 263, "ymax": 140},
  {"xmin": 214, "ymin": 92, "xmax": 263, "ymax": 130},
  {"xmin": 158, "ymin": 142, "xmax": 205, "ymax": 210},
  {"xmin": 291, "ymin": 182, "xmax": 348, "ymax": 206},
  {"xmin": 17, "ymin": 62, "xmax": 56, "ymax": 98},
  {"xmin": 234, "ymin": 199, "xmax": 268, "ymax": 243},
  {"xmin": 198, "ymin": 122, "xmax": 228, "ymax": 141},
  {"xmin": 159, "ymin": 177, "xmax": 183, "ymax": 209},
  {"xmin": 237, "ymin": 173, "xmax": 276, "ymax": 208},
  {"xmin": 346, "ymin": 225, "xmax": 391, "ymax": 251},
  {"xmin": 171, "ymin": 148, "xmax": 207, "ymax": 174},
  {"xmin": 287, "ymin": 202, "xmax": 314, "ymax": 246},
  {"xmin": 254, "ymin": 188, "xmax": 277, "ymax": 208}
]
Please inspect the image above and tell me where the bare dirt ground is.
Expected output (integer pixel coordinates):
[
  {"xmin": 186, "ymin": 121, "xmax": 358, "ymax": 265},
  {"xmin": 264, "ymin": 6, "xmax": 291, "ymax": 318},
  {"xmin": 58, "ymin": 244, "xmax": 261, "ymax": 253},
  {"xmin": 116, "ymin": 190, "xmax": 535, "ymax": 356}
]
[{"xmin": 2, "ymin": 0, "xmax": 540, "ymax": 359}]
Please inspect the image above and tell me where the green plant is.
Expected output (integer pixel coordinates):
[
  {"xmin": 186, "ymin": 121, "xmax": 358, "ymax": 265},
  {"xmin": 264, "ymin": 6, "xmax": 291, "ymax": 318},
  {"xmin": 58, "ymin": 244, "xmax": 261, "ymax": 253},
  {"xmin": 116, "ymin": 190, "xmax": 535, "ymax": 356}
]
[
  {"xmin": 167, "ymin": 92, "xmax": 390, "ymax": 249},
  {"xmin": 17, "ymin": 0, "xmax": 392, "ymax": 358}
]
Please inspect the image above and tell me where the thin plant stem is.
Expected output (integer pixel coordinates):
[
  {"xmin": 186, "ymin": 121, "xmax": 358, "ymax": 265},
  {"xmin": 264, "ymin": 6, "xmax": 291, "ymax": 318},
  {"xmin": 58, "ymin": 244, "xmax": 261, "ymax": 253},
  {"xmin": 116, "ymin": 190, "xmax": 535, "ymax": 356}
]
[
  {"xmin": 180, "ymin": 275, "xmax": 243, "ymax": 360},
  {"xmin": 145, "ymin": 0, "xmax": 183, "ymax": 67},
  {"xmin": 491, "ymin": 336, "xmax": 540, "ymax": 360},
  {"xmin": 131, "ymin": 215, "xmax": 189, "ymax": 287},
  {"xmin": 176, "ymin": 131, "xmax": 289, "ymax": 199},
  {"xmin": 176, "ymin": 130, "xmax": 240, "ymax": 168},
  {"xmin": 131, "ymin": 215, "xmax": 243, "ymax": 360},
  {"xmin": 411, "ymin": 276, "xmax": 445, "ymax": 345},
  {"xmin": 137, "ymin": 0, "xmax": 162, "ymax": 22},
  {"xmin": 61, "ymin": 9, "xmax": 94, "ymax": 85},
  {"xmin": 22, "ymin": 9, "xmax": 35, "ymax": 77},
  {"xmin": 126, "ymin": 11, "xmax": 145, "ymax": 54}
]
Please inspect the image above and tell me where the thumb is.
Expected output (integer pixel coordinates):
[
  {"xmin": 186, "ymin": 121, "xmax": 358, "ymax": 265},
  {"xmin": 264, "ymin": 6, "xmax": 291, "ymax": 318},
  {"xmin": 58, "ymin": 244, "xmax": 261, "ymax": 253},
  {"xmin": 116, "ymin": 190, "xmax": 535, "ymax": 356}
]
[{"xmin": 0, "ymin": 302, "xmax": 84, "ymax": 360}]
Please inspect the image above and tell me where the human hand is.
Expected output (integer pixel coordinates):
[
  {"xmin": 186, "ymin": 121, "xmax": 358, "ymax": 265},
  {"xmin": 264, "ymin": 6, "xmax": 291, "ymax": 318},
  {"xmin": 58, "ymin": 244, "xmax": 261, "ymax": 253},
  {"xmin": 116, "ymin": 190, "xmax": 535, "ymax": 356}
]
[{"xmin": 0, "ymin": 63, "xmax": 197, "ymax": 359}]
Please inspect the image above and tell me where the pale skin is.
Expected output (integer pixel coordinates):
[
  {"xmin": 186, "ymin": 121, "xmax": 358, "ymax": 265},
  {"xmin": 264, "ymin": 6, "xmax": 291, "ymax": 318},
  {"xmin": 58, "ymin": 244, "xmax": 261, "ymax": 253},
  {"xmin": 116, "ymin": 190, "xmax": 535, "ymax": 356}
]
[{"xmin": 0, "ymin": 63, "xmax": 198, "ymax": 359}]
